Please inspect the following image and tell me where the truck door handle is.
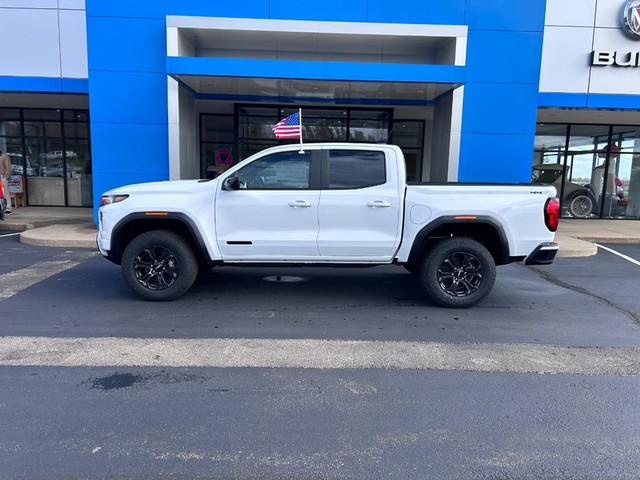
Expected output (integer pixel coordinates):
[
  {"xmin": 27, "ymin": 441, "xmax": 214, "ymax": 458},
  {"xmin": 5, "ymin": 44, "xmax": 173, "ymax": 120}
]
[
  {"xmin": 289, "ymin": 200, "xmax": 313, "ymax": 208},
  {"xmin": 367, "ymin": 200, "xmax": 392, "ymax": 208}
]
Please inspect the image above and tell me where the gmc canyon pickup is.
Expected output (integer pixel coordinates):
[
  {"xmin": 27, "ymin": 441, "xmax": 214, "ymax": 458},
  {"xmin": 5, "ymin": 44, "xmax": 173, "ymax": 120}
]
[{"xmin": 98, "ymin": 143, "xmax": 559, "ymax": 308}]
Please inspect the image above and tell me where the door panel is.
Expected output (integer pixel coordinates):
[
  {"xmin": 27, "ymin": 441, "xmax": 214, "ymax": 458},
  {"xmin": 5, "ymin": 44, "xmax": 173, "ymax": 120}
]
[
  {"xmin": 317, "ymin": 149, "xmax": 403, "ymax": 259},
  {"xmin": 215, "ymin": 150, "xmax": 321, "ymax": 260}
]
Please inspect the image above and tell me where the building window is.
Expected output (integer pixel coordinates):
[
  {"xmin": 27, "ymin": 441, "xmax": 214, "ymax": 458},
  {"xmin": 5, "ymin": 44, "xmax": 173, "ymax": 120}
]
[
  {"xmin": 201, "ymin": 114, "xmax": 234, "ymax": 179},
  {"xmin": 534, "ymin": 123, "xmax": 640, "ymax": 220},
  {"xmin": 201, "ymin": 106, "xmax": 425, "ymax": 183},
  {"xmin": 391, "ymin": 120, "xmax": 424, "ymax": 182},
  {"xmin": 0, "ymin": 108, "xmax": 92, "ymax": 207}
]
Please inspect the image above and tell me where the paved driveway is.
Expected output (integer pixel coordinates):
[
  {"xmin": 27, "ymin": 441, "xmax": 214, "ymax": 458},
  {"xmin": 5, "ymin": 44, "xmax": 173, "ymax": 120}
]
[{"xmin": 0, "ymin": 238, "xmax": 639, "ymax": 479}]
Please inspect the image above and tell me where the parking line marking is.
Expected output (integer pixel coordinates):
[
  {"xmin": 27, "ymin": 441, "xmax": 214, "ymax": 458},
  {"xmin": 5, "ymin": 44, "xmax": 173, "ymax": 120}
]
[
  {"xmin": 0, "ymin": 251, "xmax": 98, "ymax": 301},
  {"xmin": 595, "ymin": 244, "xmax": 640, "ymax": 267},
  {"xmin": 0, "ymin": 233, "xmax": 21, "ymax": 238},
  {"xmin": 1, "ymin": 336, "xmax": 639, "ymax": 376}
]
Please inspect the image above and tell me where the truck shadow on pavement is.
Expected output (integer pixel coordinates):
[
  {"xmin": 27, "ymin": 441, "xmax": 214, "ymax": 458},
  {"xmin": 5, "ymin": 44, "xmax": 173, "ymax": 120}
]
[{"xmin": 192, "ymin": 265, "xmax": 430, "ymax": 309}]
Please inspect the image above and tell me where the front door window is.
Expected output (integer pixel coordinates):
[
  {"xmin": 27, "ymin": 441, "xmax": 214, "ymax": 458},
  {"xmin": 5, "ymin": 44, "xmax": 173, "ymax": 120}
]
[{"xmin": 237, "ymin": 151, "xmax": 310, "ymax": 190}]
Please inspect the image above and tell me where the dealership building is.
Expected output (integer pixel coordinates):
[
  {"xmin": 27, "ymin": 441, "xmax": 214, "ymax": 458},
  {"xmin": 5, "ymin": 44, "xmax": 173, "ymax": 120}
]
[{"xmin": 1, "ymin": 0, "xmax": 639, "ymax": 220}]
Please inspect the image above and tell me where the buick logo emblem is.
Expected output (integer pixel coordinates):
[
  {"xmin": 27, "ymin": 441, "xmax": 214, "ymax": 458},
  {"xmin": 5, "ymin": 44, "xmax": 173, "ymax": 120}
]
[{"xmin": 622, "ymin": 0, "xmax": 640, "ymax": 39}]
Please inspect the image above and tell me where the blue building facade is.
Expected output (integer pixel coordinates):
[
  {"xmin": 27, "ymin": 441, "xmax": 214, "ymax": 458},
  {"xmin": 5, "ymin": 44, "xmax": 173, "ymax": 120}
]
[
  {"xmin": 1, "ymin": 0, "xmax": 639, "ymax": 219},
  {"xmin": 85, "ymin": 0, "xmax": 546, "ymax": 204}
]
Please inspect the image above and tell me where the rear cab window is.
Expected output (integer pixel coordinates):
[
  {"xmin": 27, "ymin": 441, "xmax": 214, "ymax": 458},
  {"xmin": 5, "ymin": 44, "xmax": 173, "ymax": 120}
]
[{"xmin": 327, "ymin": 150, "xmax": 386, "ymax": 189}]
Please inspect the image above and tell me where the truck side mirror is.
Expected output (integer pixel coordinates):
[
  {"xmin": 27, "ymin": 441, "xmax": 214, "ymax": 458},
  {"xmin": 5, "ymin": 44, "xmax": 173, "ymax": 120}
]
[{"xmin": 222, "ymin": 175, "xmax": 239, "ymax": 191}]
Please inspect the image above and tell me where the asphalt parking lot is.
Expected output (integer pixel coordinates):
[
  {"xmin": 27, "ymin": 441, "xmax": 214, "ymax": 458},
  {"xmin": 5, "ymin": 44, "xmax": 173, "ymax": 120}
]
[
  {"xmin": 0, "ymin": 238, "xmax": 638, "ymax": 346},
  {"xmin": 0, "ymin": 237, "xmax": 639, "ymax": 479}
]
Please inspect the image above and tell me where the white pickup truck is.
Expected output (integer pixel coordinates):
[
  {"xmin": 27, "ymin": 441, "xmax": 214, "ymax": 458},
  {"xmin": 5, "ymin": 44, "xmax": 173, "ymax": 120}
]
[{"xmin": 97, "ymin": 143, "xmax": 559, "ymax": 308}]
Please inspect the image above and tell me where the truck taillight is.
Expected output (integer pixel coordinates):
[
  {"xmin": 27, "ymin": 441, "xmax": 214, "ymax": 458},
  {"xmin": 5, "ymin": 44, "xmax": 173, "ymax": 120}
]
[{"xmin": 544, "ymin": 197, "xmax": 560, "ymax": 232}]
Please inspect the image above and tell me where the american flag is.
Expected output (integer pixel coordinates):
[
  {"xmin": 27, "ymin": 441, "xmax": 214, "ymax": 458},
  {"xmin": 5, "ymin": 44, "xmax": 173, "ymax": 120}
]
[{"xmin": 272, "ymin": 112, "xmax": 301, "ymax": 139}]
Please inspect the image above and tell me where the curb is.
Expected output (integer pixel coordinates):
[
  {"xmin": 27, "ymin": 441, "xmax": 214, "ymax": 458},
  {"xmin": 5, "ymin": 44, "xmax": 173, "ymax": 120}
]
[
  {"xmin": 555, "ymin": 235, "xmax": 598, "ymax": 258},
  {"xmin": 19, "ymin": 224, "xmax": 97, "ymax": 249},
  {"xmin": 0, "ymin": 221, "xmax": 34, "ymax": 231}
]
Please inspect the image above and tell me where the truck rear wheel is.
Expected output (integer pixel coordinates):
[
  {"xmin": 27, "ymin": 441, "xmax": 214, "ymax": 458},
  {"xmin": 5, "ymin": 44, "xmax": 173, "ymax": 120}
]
[
  {"xmin": 420, "ymin": 237, "xmax": 496, "ymax": 308},
  {"xmin": 121, "ymin": 230, "xmax": 198, "ymax": 301}
]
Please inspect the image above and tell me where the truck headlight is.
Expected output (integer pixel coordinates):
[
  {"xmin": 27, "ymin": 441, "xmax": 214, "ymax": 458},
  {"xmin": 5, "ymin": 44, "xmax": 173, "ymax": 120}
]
[{"xmin": 100, "ymin": 194, "xmax": 129, "ymax": 206}]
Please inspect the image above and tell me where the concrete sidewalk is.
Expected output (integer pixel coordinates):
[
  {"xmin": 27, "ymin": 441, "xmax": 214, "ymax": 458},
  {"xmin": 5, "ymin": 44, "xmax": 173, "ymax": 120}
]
[
  {"xmin": 1, "ymin": 206, "xmax": 639, "ymax": 256},
  {"xmin": 0, "ymin": 207, "xmax": 97, "ymax": 248},
  {"xmin": 554, "ymin": 219, "xmax": 640, "ymax": 258}
]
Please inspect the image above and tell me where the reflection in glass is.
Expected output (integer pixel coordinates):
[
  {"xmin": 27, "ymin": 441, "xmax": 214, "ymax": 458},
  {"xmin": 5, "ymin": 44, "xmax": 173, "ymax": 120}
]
[
  {"xmin": 202, "ymin": 143, "xmax": 236, "ymax": 179},
  {"xmin": 64, "ymin": 138, "xmax": 92, "ymax": 207},
  {"xmin": 612, "ymin": 126, "xmax": 640, "ymax": 153},
  {"xmin": 23, "ymin": 109, "xmax": 60, "ymax": 121},
  {"xmin": 24, "ymin": 121, "xmax": 62, "ymax": 138},
  {"xmin": 567, "ymin": 125, "xmax": 610, "ymax": 151},
  {"xmin": 25, "ymin": 137, "xmax": 65, "ymax": 206},
  {"xmin": 64, "ymin": 122, "xmax": 89, "ymax": 139},
  {"xmin": 348, "ymin": 119, "xmax": 387, "ymax": 143},
  {"xmin": 0, "ymin": 120, "xmax": 21, "ymax": 137},
  {"xmin": 392, "ymin": 120, "xmax": 425, "ymax": 181},
  {"xmin": 533, "ymin": 122, "xmax": 640, "ymax": 219},
  {"xmin": 238, "ymin": 115, "xmax": 277, "ymax": 139},
  {"xmin": 63, "ymin": 110, "xmax": 89, "ymax": 123},
  {"xmin": 594, "ymin": 142, "xmax": 624, "ymax": 218},
  {"xmin": 304, "ymin": 116, "xmax": 346, "ymax": 142},
  {"xmin": 238, "ymin": 141, "xmax": 278, "ymax": 162},
  {"xmin": 201, "ymin": 114, "xmax": 236, "ymax": 178},
  {"xmin": 237, "ymin": 151, "xmax": 310, "ymax": 190},
  {"xmin": 627, "ymin": 153, "xmax": 640, "ymax": 218},
  {"xmin": 533, "ymin": 124, "xmax": 567, "ymax": 165},
  {"xmin": 201, "ymin": 115, "xmax": 233, "ymax": 143}
]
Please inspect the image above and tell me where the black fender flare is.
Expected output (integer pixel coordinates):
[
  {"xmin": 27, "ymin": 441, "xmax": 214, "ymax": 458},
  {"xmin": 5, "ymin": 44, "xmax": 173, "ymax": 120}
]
[
  {"xmin": 107, "ymin": 212, "xmax": 211, "ymax": 265},
  {"xmin": 406, "ymin": 215, "xmax": 512, "ymax": 266}
]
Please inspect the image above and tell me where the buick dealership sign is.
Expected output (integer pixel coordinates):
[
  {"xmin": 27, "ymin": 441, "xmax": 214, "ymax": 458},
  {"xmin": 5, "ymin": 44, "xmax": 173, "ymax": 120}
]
[
  {"xmin": 622, "ymin": 0, "xmax": 640, "ymax": 39},
  {"xmin": 591, "ymin": 1, "xmax": 640, "ymax": 66},
  {"xmin": 592, "ymin": 50, "xmax": 640, "ymax": 66}
]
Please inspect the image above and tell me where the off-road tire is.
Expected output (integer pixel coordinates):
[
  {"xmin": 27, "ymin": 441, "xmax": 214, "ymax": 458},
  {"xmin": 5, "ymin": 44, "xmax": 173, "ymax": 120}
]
[
  {"xmin": 420, "ymin": 237, "xmax": 496, "ymax": 308},
  {"xmin": 121, "ymin": 230, "xmax": 198, "ymax": 301}
]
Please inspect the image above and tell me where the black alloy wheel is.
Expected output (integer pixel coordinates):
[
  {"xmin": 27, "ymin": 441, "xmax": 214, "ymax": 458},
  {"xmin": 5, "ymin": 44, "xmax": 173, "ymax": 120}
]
[
  {"xmin": 122, "ymin": 230, "xmax": 198, "ymax": 301},
  {"xmin": 420, "ymin": 237, "xmax": 496, "ymax": 308},
  {"xmin": 133, "ymin": 245, "xmax": 179, "ymax": 290},
  {"xmin": 436, "ymin": 251, "xmax": 483, "ymax": 297}
]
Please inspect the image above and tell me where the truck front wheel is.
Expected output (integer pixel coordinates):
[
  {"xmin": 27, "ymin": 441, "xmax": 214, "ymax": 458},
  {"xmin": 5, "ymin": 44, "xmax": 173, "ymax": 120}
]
[
  {"xmin": 420, "ymin": 237, "xmax": 496, "ymax": 308},
  {"xmin": 121, "ymin": 230, "xmax": 198, "ymax": 301}
]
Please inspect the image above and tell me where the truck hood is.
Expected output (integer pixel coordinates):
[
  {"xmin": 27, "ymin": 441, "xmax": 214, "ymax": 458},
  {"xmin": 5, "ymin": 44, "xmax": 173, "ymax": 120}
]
[{"xmin": 105, "ymin": 179, "xmax": 216, "ymax": 196}]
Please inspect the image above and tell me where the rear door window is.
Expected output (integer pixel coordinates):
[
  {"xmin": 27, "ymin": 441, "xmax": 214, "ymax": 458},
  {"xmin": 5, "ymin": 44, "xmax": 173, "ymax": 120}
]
[{"xmin": 328, "ymin": 150, "xmax": 386, "ymax": 189}]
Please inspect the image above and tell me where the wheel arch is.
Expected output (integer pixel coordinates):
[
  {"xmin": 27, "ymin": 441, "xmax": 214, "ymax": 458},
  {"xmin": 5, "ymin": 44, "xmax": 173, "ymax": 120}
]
[
  {"xmin": 407, "ymin": 216, "xmax": 511, "ymax": 267},
  {"xmin": 108, "ymin": 213, "xmax": 210, "ymax": 265}
]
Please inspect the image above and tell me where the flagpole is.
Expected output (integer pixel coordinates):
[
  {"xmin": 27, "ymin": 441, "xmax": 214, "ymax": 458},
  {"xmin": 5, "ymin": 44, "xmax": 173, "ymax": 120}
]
[{"xmin": 298, "ymin": 108, "xmax": 304, "ymax": 154}]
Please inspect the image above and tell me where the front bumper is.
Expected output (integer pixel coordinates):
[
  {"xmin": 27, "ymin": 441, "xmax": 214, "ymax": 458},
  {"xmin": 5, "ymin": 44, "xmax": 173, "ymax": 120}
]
[{"xmin": 525, "ymin": 242, "xmax": 559, "ymax": 265}]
